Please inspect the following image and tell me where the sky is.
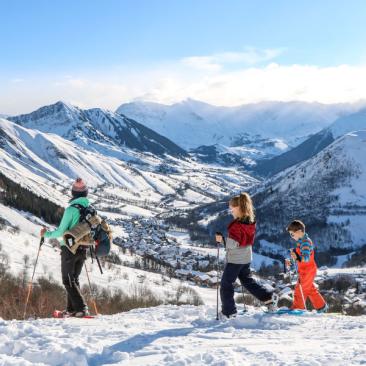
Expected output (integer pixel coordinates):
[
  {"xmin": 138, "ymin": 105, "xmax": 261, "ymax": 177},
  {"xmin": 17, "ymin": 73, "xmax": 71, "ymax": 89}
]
[{"xmin": 1, "ymin": 0, "xmax": 366, "ymax": 114}]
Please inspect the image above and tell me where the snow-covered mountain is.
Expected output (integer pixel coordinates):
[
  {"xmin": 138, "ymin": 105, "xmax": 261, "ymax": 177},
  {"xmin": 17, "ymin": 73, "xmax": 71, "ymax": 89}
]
[
  {"xmin": 255, "ymin": 107, "xmax": 366, "ymax": 177},
  {"xmin": 252, "ymin": 130, "xmax": 366, "ymax": 251},
  {"xmin": 0, "ymin": 117, "xmax": 257, "ymax": 212},
  {"xmin": 9, "ymin": 101, "xmax": 187, "ymax": 157},
  {"xmin": 116, "ymin": 99, "xmax": 361, "ymax": 160},
  {"xmin": 181, "ymin": 130, "xmax": 366, "ymax": 257}
]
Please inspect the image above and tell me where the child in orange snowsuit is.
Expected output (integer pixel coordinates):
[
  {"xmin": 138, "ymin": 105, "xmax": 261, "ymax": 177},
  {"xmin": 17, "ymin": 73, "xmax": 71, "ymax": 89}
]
[{"xmin": 286, "ymin": 220, "xmax": 327, "ymax": 312}]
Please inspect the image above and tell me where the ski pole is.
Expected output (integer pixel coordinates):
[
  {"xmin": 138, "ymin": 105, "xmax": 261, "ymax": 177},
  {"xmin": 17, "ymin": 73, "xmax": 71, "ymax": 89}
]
[
  {"xmin": 285, "ymin": 258, "xmax": 293, "ymax": 285},
  {"xmin": 84, "ymin": 263, "xmax": 98, "ymax": 315},
  {"xmin": 90, "ymin": 246, "xmax": 103, "ymax": 274},
  {"xmin": 241, "ymin": 285, "xmax": 247, "ymax": 313},
  {"xmin": 215, "ymin": 232, "xmax": 225, "ymax": 320},
  {"xmin": 23, "ymin": 237, "xmax": 44, "ymax": 319},
  {"xmin": 216, "ymin": 240, "xmax": 220, "ymax": 320},
  {"xmin": 289, "ymin": 254, "xmax": 307, "ymax": 310},
  {"xmin": 293, "ymin": 263, "xmax": 307, "ymax": 310}
]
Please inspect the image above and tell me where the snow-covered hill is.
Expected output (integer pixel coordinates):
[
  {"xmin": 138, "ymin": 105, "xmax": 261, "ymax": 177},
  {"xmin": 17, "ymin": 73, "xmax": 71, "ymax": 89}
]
[
  {"xmin": 1, "ymin": 305, "xmax": 365, "ymax": 366},
  {"xmin": 179, "ymin": 130, "xmax": 366, "ymax": 258},
  {"xmin": 117, "ymin": 99, "xmax": 360, "ymax": 160},
  {"xmin": 0, "ymin": 117, "xmax": 257, "ymax": 211},
  {"xmin": 9, "ymin": 101, "xmax": 187, "ymax": 157},
  {"xmin": 253, "ymin": 130, "xmax": 366, "ymax": 251},
  {"xmin": 255, "ymin": 107, "xmax": 366, "ymax": 177},
  {"xmin": 0, "ymin": 202, "xmax": 217, "ymax": 306}
]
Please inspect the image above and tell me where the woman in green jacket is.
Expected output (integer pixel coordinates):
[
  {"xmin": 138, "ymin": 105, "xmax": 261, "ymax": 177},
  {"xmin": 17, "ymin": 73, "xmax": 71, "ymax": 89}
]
[{"xmin": 40, "ymin": 178, "xmax": 90, "ymax": 317}]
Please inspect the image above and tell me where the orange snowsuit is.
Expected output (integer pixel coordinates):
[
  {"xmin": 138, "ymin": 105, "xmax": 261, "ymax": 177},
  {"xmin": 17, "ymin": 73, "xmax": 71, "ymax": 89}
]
[{"xmin": 291, "ymin": 233, "xmax": 326, "ymax": 310}]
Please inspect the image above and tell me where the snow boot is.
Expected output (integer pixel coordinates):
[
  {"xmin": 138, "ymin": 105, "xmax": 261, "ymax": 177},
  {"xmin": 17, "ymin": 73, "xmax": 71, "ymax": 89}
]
[
  {"xmin": 219, "ymin": 311, "xmax": 237, "ymax": 320},
  {"xmin": 265, "ymin": 293, "xmax": 279, "ymax": 313},
  {"xmin": 317, "ymin": 303, "xmax": 329, "ymax": 314}
]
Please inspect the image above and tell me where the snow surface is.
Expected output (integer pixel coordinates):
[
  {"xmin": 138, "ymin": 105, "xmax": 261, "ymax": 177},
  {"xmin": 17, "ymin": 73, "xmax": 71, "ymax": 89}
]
[{"xmin": 1, "ymin": 305, "xmax": 365, "ymax": 366}]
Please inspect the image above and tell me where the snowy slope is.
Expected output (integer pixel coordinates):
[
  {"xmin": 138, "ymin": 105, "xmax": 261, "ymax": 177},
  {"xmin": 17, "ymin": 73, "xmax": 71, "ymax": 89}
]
[
  {"xmin": 116, "ymin": 99, "xmax": 360, "ymax": 154},
  {"xmin": 0, "ymin": 305, "xmax": 365, "ymax": 366},
  {"xmin": 188, "ymin": 129, "xmax": 366, "ymax": 256},
  {"xmin": 253, "ymin": 130, "xmax": 366, "ymax": 250},
  {"xmin": 0, "ymin": 117, "xmax": 257, "ymax": 210},
  {"xmin": 255, "ymin": 107, "xmax": 366, "ymax": 177},
  {"xmin": 0, "ymin": 203, "xmax": 217, "ymax": 307},
  {"xmin": 8, "ymin": 101, "xmax": 187, "ymax": 157}
]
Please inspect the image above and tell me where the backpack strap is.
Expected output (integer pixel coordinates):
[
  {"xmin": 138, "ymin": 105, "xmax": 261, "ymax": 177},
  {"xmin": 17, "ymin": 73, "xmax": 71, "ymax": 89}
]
[{"xmin": 70, "ymin": 204, "xmax": 87, "ymax": 222}]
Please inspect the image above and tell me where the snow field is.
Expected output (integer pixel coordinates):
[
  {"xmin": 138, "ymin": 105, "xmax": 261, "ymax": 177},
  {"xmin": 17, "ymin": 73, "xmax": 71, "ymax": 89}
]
[{"xmin": 0, "ymin": 305, "xmax": 365, "ymax": 366}]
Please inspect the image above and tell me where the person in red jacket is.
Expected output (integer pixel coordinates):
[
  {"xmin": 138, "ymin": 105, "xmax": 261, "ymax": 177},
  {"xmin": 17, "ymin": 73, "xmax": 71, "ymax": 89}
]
[
  {"xmin": 286, "ymin": 220, "xmax": 327, "ymax": 312},
  {"xmin": 215, "ymin": 192, "xmax": 277, "ymax": 318}
]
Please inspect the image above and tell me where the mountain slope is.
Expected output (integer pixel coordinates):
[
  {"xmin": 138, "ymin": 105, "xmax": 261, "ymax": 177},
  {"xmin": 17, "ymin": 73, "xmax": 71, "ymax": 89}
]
[
  {"xmin": 252, "ymin": 130, "xmax": 366, "ymax": 250},
  {"xmin": 254, "ymin": 108, "xmax": 366, "ymax": 177},
  {"xmin": 0, "ymin": 117, "xmax": 257, "ymax": 213},
  {"xmin": 9, "ymin": 101, "xmax": 187, "ymax": 157},
  {"xmin": 184, "ymin": 130, "xmax": 366, "ymax": 255},
  {"xmin": 117, "ymin": 99, "xmax": 359, "ymax": 155}
]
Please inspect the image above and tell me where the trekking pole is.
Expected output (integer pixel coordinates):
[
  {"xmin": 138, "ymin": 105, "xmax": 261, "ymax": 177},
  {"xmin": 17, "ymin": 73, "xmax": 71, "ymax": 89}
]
[
  {"xmin": 23, "ymin": 237, "xmax": 44, "ymax": 319},
  {"xmin": 285, "ymin": 258, "xmax": 293, "ymax": 285},
  {"xmin": 84, "ymin": 263, "xmax": 98, "ymax": 315},
  {"xmin": 216, "ymin": 241, "xmax": 220, "ymax": 320},
  {"xmin": 241, "ymin": 285, "xmax": 247, "ymax": 313},
  {"xmin": 215, "ymin": 232, "xmax": 224, "ymax": 320},
  {"xmin": 90, "ymin": 246, "xmax": 103, "ymax": 274},
  {"xmin": 290, "ymin": 254, "xmax": 307, "ymax": 310}
]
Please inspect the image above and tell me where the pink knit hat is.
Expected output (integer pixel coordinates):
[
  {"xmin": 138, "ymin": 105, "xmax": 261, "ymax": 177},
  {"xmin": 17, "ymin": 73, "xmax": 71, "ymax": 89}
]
[{"xmin": 71, "ymin": 178, "xmax": 88, "ymax": 193}]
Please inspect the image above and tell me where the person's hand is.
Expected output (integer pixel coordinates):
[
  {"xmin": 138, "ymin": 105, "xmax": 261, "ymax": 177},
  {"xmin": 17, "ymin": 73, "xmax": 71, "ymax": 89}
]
[
  {"xmin": 290, "ymin": 250, "xmax": 297, "ymax": 260},
  {"xmin": 215, "ymin": 234, "xmax": 223, "ymax": 244},
  {"xmin": 40, "ymin": 227, "xmax": 47, "ymax": 237},
  {"xmin": 285, "ymin": 258, "xmax": 291, "ymax": 268}
]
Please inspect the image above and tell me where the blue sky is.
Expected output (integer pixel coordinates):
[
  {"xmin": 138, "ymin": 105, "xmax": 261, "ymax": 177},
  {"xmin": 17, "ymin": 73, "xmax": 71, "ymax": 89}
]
[{"xmin": 1, "ymin": 0, "xmax": 366, "ymax": 113}]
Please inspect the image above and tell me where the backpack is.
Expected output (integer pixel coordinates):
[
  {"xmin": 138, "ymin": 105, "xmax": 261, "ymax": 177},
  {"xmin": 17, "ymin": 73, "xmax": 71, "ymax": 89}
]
[{"xmin": 64, "ymin": 204, "xmax": 112, "ymax": 257}]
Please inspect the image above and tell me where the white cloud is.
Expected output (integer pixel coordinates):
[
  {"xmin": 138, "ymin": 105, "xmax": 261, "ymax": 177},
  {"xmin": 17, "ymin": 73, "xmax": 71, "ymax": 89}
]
[
  {"xmin": 2, "ymin": 57, "xmax": 366, "ymax": 114},
  {"xmin": 181, "ymin": 48, "xmax": 283, "ymax": 71},
  {"xmin": 181, "ymin": 56, "xmax": 222, "ymax": 72},
  {"xmin": 130, "ymin": 62, "xmax": 366, "ymax": 107}
]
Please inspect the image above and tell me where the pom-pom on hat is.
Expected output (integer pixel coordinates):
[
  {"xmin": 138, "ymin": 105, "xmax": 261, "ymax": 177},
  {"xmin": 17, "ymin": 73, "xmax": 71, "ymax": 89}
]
[{"xmin": 71, "ymin": 178, "xmax": 88, "ymax": 195}]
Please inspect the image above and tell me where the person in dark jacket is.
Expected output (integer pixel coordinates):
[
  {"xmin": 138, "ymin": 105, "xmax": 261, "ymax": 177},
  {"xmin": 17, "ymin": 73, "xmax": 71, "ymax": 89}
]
[
  {"xmin": 40, "ymin": 178, "xmax": 90, "ymax": 317},
  {"xmin": 216, "ymin": 192, "xmax": 277, "ymax": 318}
]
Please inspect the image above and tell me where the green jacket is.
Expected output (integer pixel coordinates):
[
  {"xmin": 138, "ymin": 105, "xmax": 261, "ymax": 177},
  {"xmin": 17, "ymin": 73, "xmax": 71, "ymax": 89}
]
[{"xmin": 44, "ymin": 197, "xmax": 90, "ymax": 246}]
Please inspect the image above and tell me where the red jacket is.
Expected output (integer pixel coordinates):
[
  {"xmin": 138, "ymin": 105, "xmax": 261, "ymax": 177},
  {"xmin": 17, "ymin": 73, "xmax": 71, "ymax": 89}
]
[{"xmin": 227, "ymin": 218, "xmax": 256, "ymax": 247}]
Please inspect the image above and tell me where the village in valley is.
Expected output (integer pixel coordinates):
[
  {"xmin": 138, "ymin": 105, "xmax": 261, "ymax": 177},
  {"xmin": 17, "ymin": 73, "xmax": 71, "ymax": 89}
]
[{"xmin": 112, "ymin": 217, "xmax": 221, "ymax": 288}]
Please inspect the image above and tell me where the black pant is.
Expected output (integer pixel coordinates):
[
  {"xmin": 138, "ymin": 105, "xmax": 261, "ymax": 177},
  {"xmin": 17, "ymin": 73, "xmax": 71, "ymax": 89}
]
[
  {"xmin": 220, "ymin": 263, "xmax": 273, "ymax": 316},
  {"xmin": 61, "ymin": 246, "xmax": 87, "ymax": 312}
]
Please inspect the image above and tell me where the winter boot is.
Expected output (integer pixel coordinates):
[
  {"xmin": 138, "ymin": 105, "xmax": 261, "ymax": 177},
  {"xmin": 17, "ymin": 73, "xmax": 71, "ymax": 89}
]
[
  {"xmin": 265, "ymin": 293, "xmax": 279, "ymax": 313},
  {"xmin": 74, "ymin": 307, "xmax": 90, "ymax": 318},
  {"xmin": 317, "ymin": 303, "xmax": 328, "ymax": 313}
]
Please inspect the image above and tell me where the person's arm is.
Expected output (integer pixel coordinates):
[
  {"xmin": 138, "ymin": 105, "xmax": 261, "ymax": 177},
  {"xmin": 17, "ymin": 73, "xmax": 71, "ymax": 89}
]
[
  {"xmin": 300, "ymin": 239, "xmax": 312, "ymax": 262},
  {"xmin": 226, "ymin": 237, "xmax": 239, "ymax": 249},
  {"xmin": 226, "ymin": 224, "xmax": 241, "ymax": 249},
  {"xmin": 44, "ymin": 207, "xmax": 73, "ymax": 239}
]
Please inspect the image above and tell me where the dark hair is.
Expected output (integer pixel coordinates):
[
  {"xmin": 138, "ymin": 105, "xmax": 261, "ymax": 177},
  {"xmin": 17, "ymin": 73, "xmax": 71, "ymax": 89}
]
[
  {"xmin": 287, "ymin": 220, "xmax": 305, "ymax": 232},
  {"xmin": 229, "ymin": 192, "xmax": 255, "ymax": 222},
  {"xmin": 71, "ymin": 190, "xmax": 88, "ymax": 200}
]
